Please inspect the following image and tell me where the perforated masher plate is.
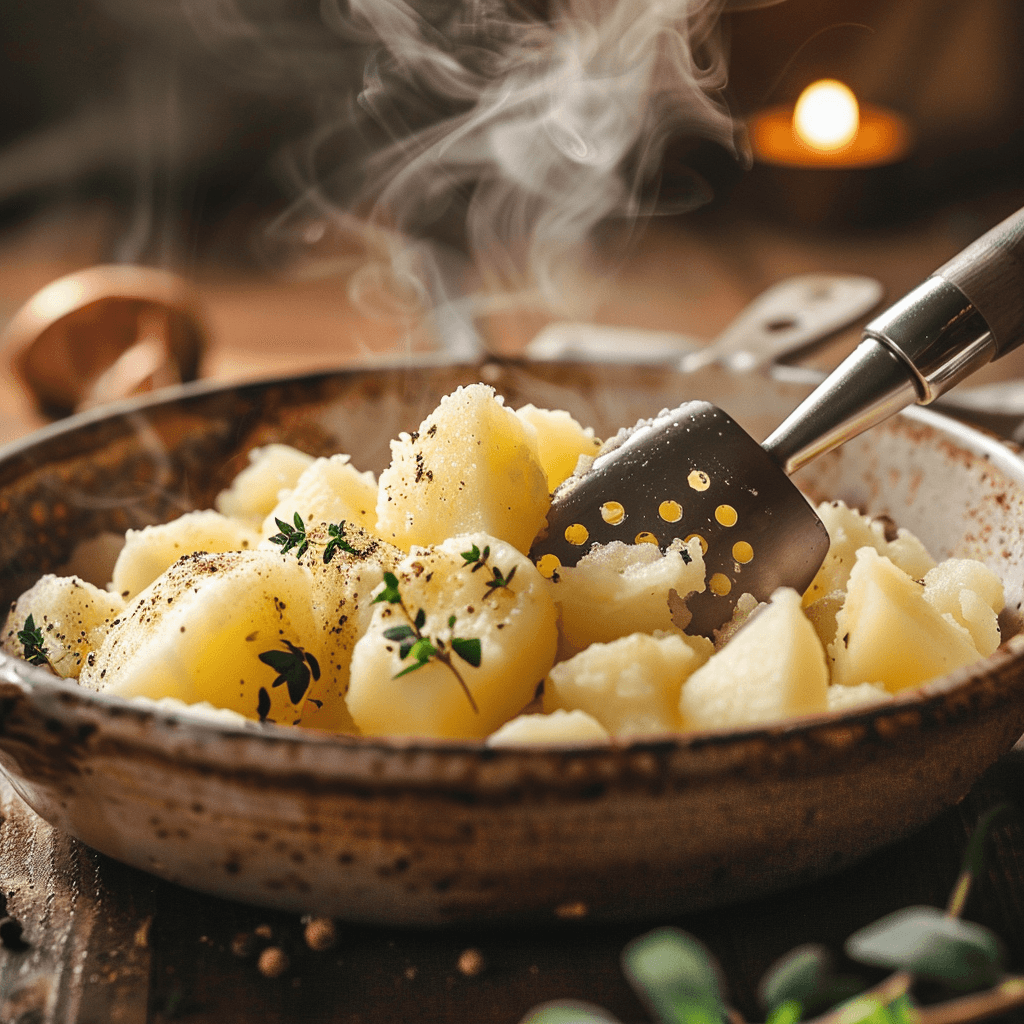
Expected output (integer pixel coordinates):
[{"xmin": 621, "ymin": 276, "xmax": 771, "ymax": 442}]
[{"xmin": 529, "ymin": 402, "xmax": 830, "ymax": 637}]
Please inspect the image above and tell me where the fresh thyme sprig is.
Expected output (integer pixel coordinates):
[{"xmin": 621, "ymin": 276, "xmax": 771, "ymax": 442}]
[
  {"xmin": 323, "ymin": 521, "xmax": 360, "ymax": 564},
  {"xmin": 270, "ymin": 514, "xmax": 361, "ymax": 564},
  {"xmin": 373, "ymin": 571, "xmax": 481, "ymax": 713},
  {"xmin": 269, "ymin": 512, "xmax": 310, "ymax": 560},
  {"xmin": 17, "ymin": 614, "xmax": 51, "ymax": 668},
  {"xmin": 258, "ymin": 640, "xmax": 321, "ymax": 705},
  {"xmin": 461, "ymin": 543, "xmax": 517, "ymax": 595}
]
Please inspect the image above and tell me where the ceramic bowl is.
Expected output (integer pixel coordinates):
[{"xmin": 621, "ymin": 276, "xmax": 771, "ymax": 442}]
[{"xmin": 1, "ymin": 359, "xmax": 1023, "ymax": 926}]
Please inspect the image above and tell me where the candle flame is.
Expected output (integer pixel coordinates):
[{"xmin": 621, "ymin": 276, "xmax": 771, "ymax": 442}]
[{"xmin": 792, "ymin": 79, "xmax": 859, "ymax": 152}]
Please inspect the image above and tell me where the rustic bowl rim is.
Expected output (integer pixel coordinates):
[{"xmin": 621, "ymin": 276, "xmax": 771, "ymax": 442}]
[{"xmin": 1, "ymin": 363, "xmax": 1023, "ymax": 770}]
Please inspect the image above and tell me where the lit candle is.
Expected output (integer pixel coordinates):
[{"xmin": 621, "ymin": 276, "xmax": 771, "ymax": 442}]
[{"xmin": 749, "ymin": 78, "xmax": 912, "ymax": 169}]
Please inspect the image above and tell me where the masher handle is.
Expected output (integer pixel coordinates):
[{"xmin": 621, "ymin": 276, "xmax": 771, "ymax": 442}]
[
  {"xmin": 764, "ymin": 206, "xmax": 1024, "ymax": 475},
  {"xmin": 936, "ymin": 206, "xmax": 1024, "ymax": 357}
]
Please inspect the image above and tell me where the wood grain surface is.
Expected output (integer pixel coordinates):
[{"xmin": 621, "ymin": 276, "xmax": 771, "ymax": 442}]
[{"xmin": 0, "ymin": 750, "xmax": 1021, "ymax": 1024}]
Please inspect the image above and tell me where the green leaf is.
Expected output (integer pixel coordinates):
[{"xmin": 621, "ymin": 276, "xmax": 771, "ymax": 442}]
[
  {"xmin": 759, "ymin": 945, "xmax": 830, "ymax": 1013},
  {"xmin": 622, "ymin": 927, "xmax": 726, "ymax": 1024},
  {"xmin": 461, "ymin": 544, "xmax": 481, "ymax": 564},
  {"xmin": 765, "ymin": 1000, "xmax": 802, "ymax": 1024},
  {"xmin": 517, "ymin": 1000, "xmax": 621, "ymax": 1024},
  {"xmin": 845, "ymin": 906, "xmax": 1005, "ymax": 991},
  {"xmin": 383, "ymin": 625, "xmax": 416, "ymax": 643},
  {"xmin": 17, "ymin": 613, "xmax": 50, "ymax": 667},
  {"xmin": 451, "ymin": 637, "xmax": 482, "ymax": 668},
  {"xmin": 394, "ymin": 659, "xmax": 431, "ymax": 679},
  {"xmin": 414, "ymin": 608, "xmax": 427, "ymax": 630},
  {"xmin": 258, "ymin": 643, "xmax": 314, "ymax": 704},
  {"xmin": 374, "ymin": 572, "xmax": 402, "ymax": 604},
  {"xmin": 408, "ymin": 637, "xmax": 436, "ymax": 663}
]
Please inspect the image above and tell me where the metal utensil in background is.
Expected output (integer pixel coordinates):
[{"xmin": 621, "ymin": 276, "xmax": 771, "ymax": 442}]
[
  {"xmin": 0, "ymin": 265, "xmax": 207, "ymax": 418},
  {"xmin": 532, "ymin": 207, "xmax": 1024, "ymax": 637},
  {"xmin": 525, "ymin": 273, "xmax": 884, "ymax": 370}
]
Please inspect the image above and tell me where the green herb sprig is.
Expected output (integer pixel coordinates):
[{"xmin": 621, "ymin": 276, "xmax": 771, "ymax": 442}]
[
  {"xmin": 461, "ymin": 543, "xmax": 517, "ymax": 595},
  {"xmin": 270, "ymin": 514, "xmax": 361, "ymax": 564},
  {"xmin": 323, "ymin": 521, "xmax": 360, "ymax": 564},
  {"xmin": 258, "ymin": 640, "xmax": 321, "ymax": 706},
  {"xmin": 268, "ymin": 513, "xmax": 310, "ymax": 560},
  {"xmin": 373, "ymin": 572, "xmax": 481, "ymax": 713},
  {"xmin": 520, "ymin": 804, "xmax": 1024, "ymax": 1024},
  {"xmin": 17, "ymin": 614, "xmax": 51, "ymax": 668}
]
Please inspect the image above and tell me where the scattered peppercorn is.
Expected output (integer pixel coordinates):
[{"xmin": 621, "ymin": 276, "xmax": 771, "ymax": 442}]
[
  {"xmin": 258, "ymin": 946, "xmax": 290, "ymax": 978},
  {"xmin": 457, "ymin": 948, "xmax": 485, "ymax": 976},
  {"xmin": 303, "ymin": 917, "xmax": 337, "ymax": 951}
]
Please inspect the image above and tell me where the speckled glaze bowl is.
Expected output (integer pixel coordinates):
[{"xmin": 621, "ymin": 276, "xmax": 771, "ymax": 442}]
[{"xmin": 1, "ymin": 359, "xmax": 1024, "ymax": 926}]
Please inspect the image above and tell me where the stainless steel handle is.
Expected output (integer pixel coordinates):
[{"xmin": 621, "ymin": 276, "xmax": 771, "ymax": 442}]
[{"xmin": 764, "ymin": 207, "xmax": 1024, "ymax": 474}]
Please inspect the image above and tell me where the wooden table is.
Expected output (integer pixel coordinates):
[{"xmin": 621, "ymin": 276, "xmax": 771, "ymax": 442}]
[{"xmin": 2, "ymin": 198, "xmax": 1024, "ymax": 1023}]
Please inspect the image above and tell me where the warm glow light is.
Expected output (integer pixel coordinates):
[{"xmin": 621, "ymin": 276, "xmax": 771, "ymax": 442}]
[{"xmin": 792, "ymin": 79, "xmax": 860, "ymax": 152}]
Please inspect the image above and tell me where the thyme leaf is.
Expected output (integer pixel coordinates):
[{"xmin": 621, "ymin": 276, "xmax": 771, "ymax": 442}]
[
  {"xmin": 258, "ymin": 640, "xmax": 321, "ymax": 705},
  {"xmin": 268, "ymin": 512, "xmax": 310, "ymax": 560},
  {"xmin": 323, "ymin": 521, "xmax": 360, "ymax": 564},
  {"xmin": 460, "ymin": 544, "xmax": 517, "ymax": 595},
  {"xmin": 375, "ymin": 573, "xmax": 480, "ymax": 713},
  {"xmin": 17, "ymin": 614, "xmax": 51, "ymax": 668}
]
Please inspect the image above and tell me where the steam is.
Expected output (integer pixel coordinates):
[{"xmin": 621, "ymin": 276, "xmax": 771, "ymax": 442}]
[
  {"xmin": 265, "ymin": 0, "xmax": 738, "ymax": 331},
  {"xmin": 2, "ymin": 0, "xmax": 740, "ymax": 346}
]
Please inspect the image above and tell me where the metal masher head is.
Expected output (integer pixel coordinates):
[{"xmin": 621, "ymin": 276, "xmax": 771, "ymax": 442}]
[{"xmin": 530, "ymin": 402, "xmax": 829, "ymax": 638}]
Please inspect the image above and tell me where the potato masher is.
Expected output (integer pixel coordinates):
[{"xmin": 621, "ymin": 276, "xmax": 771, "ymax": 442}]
[{"xmin": 531, "ymin": 206, "xmax": 1024, "ymax": 637}]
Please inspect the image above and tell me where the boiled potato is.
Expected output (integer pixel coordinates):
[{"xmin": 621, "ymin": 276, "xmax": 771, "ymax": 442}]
[
  {"xmin": 82, "ymin": 550, "xmax": 334, "ymax": 726},
  {"xmin": 111, "ymin": 510, "xmax": 261, "ymax": 601},
  {"xmin": 922, "ymin": 558, "xmax": 1004, "ymax": 657},
  {"xmin": 680, "ymin": 587, "xmax": 829, "ymax": 730},
  {"xmin": 826, "ymin": 681, "xmax": 892, "ymax": 711},
  {"xmin": 514, "ymin": 404, "xmax": 601, "ymax": 491},
  {"xmin": 829, "ymin": 547, "xmax": 983, "ymax": 693},
  {"xmin": 486, "ymin": 708, "xmax": 610, "ymax": 747},
  {"xmin": 551, "ymin": 537, "xmax": 705, "ymax": 658},
  {"xmin": 347, "ymin": 532, "xmax": 558, "ymax": 739},
  {"xmin": 215, "ymin": 444, "xmax": 315, "ymax": 528},
  {"xmin": 803, "ymin": 501, "xmax": 936, "ymax": 607},
  {"xmin": 301, "ymin": 521, "xmax": 403, "ymax": 733},
  {"xmin": 375, "ymin": 384, "xmax": 550, "ymax": 554},
  {"xmin": 545, "ymin": 630, "xmax": 712, "ymax": 736},
  {"xmin": 263, "ymin": 453, "xmax": 379, "ymax": 540},
  {"xmin": 2, "ymin": 574, "xmax": 125, "ymax": 679}
]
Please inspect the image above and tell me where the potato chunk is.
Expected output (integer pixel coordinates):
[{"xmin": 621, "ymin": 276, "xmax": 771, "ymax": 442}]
[
  {"xmin": 514, "ymin": 404, "xmax": 601, "ymax": 491},
  {"xmin": 301, "ymin": 521, "xmax": 403, "ymax": 733},
  {"xmin": 82, "ymin": 550, "xmax": 332, "ymax": 726},
  {"xmin": 263, "ymin": 454, "xmax": 379, "ymax": 540},
  {"xmin": 829, "ymin": 547, "xmax": 983, "ymax": 693},
  {"xmin": 375, "ymin": 384, "xmax": 550, "ymax": 554},
  {"xmin": 545, "ymin": 631, "xmax": 712, "ymax": 736},
  {"xmin": 486, "ymin": 709, "xmax": 610, "ymax": 747},
  {"xmin": 680, "ymin": 588, "xmax": 829, "ymax": 730},
  {"xmin": 111, "ymin": 510, "xmax": 261, "ymax": 601},
  {"xmin": 215, "ymin": 444, "xmax": 315, "ymax": 528},
  {"xmin": 922, "ymin": 558, "xmax": 1004, "ymax": 657},
  {"xmin": 2, "ymin": 575, "xmax": 125, "ymax": 678},
  {"xmin": 550, "ymin": 537, "xmax": 705, "ymax": 658},
  {"xmin": 803, "ymin": 501, "xmax": 936, "ymax": 606},
  {"xmin": 347, "ymin": 533, "xmax": 558, "ymax": 739}
]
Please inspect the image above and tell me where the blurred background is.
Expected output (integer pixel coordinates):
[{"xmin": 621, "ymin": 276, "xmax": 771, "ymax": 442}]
[{"xmin": 1, "ymin": 0, "xmax": 1023, "ymax": 440}]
